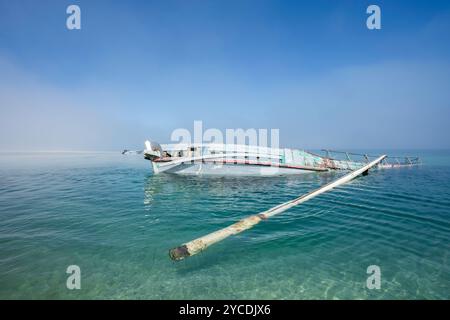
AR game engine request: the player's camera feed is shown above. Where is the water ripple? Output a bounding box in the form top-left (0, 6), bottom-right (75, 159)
top-left (0, 152), bottom-right (449, 299)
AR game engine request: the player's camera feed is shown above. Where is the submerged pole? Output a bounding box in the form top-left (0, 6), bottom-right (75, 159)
top-left (169, 155), bottom-right (387, 261)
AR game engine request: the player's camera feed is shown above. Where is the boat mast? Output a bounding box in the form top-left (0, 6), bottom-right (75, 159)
top-left (169, 155), bottom-right (387, 261)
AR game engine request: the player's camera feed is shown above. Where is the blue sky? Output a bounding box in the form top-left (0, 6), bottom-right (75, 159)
top-left (0, 0), bottom-right (449, 151)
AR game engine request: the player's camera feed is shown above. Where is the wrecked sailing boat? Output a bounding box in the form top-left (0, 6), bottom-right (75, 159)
top-left (143, 140), bottom-right (420, 176)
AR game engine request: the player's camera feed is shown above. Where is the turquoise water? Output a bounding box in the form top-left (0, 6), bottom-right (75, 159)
top-left (0, 151), bottom-right (449, 299)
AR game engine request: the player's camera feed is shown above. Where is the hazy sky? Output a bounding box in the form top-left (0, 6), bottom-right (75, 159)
top-left (1, 0), bottom-right (449, 151)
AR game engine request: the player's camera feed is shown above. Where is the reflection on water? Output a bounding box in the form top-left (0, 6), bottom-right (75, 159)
top-left (143, 171), bottom-right (341, 207)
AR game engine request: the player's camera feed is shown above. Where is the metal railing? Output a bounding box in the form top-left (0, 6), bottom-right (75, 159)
top-left (318, 149), bottom-right (421, 169)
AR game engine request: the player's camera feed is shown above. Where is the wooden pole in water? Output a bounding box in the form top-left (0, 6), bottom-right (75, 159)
top-left (169, 155), bottom-right (387, 261)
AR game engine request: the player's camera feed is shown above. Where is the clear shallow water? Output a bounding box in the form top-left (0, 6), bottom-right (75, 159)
top-left (0, 151), bottom-right (449, 299)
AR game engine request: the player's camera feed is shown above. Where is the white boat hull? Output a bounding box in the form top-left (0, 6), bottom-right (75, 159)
top-left (143, 141), bottom-right (420, 177)
top-left (154, 162), bottom-right (315, 176)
